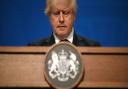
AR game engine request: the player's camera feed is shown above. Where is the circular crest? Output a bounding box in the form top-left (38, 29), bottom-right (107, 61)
top-left (44, 42), bottom-right (84, 89)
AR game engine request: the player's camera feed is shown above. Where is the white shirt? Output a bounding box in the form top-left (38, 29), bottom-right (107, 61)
top-left (53, 28), bottom-right (74, 44)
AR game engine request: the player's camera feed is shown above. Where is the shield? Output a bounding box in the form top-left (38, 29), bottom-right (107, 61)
top-left (44, 42), bottom-right (84, 89)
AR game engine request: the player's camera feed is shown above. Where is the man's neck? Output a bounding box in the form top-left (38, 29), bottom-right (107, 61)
top-left (53, 28), bottom-right (74, 44)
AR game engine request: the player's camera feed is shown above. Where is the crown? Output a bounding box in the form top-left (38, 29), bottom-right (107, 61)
top-left (58, 49), bottom-right (68, 59)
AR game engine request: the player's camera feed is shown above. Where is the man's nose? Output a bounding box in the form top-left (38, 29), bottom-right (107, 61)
top-left (59, 12), bottom-right (64, 23)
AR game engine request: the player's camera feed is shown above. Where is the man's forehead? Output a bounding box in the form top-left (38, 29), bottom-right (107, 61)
top-left (53, 0), bottom-right (71, 4)
top-left (51, 7), bottom-right (72, 11)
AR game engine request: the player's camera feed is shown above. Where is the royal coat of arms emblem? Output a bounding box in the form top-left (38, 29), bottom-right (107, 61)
top-left (48, 49), bottom-right (80, 82)
top-left (44, 42), bottom-right (84, 89)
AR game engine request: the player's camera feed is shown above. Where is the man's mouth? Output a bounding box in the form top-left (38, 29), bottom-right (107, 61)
top-left (57, 25), bottom-right (67, 28)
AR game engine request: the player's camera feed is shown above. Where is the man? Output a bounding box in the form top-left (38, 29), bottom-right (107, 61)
top-left (29, 0), bottom-right (100, 46)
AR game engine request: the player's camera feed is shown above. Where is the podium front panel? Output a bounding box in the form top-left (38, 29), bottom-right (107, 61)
top-left (0, 47), bottom-right (128, 88)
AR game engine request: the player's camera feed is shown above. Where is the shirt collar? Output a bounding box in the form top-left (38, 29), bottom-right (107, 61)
top-left (53, 28), bottom-right (74, 44)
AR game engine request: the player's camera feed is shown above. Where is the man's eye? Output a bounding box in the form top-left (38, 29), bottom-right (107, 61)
top-left (64, 12), bottom-right (69, 14)
top-left (53, 12), bottom-right (60, 15)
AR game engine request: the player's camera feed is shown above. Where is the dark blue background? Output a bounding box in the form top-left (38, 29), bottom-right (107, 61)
top-left (0, 0), bottom-right (128, 46)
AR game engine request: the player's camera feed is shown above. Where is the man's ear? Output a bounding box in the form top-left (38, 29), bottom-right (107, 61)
top-left (74, 14), bottom-right (76, 21)
top-left (47, 14), bottom-right (51, 20)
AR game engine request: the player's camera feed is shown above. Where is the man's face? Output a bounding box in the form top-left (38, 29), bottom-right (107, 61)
top-left (48, 0), bottom-right (76, 40)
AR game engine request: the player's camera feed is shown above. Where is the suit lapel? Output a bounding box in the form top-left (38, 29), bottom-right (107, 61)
top-left (73, 32), bottom-right (79, 46)
top-left (46, 35), bottom-right (55, 46)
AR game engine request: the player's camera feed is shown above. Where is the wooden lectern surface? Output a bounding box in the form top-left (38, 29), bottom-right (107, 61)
top-left (0, 47), bottom-right (128, 88)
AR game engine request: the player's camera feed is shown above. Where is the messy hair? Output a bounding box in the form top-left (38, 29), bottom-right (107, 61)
top-left (45, 0), bottom-right (77, 15)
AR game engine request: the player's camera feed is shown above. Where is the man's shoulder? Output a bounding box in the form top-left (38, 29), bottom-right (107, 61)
top-left (28, 36), bottom-right (55, 46)
top-left (28, 34), bottom-right (100, 46)
top-left (74, 35), bottom-right (101, 46)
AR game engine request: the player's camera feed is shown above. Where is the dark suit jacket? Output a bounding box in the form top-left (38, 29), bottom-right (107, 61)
top-left (28, 33), bottom-right (100, 46)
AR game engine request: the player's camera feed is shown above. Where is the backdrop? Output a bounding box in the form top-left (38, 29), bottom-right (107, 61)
top-left (0, 0), bottom-right (128, 46)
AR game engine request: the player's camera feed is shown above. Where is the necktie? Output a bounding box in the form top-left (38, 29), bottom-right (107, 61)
top-left (60, 39), bottom-right (70, 42)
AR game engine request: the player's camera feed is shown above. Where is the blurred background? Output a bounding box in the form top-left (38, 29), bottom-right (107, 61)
top-left (0, 0), bottom-right (128, 46)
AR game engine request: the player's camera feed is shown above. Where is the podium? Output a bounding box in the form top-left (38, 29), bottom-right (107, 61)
top-left (0, 46), bottom-right (128, 88)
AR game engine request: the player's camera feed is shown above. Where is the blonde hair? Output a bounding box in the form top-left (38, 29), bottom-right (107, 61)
top-left (45, 0), bottom-right (77, 15)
